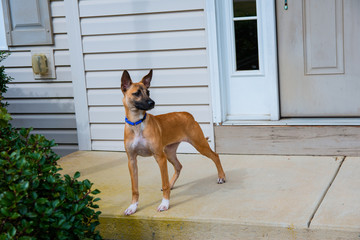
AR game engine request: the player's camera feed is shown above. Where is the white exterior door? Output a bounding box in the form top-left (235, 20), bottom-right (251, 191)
top-left (214, 0), bottom-right (279, 122)
top-left (277, 0), bottom-right (360, 117)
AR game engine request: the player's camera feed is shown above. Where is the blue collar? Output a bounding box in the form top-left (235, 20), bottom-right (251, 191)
top-left (125, 113), bottom-right (147, 126)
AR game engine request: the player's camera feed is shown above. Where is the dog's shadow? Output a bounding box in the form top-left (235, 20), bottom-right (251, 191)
top-left (138, 168), bottom-right (247, 211)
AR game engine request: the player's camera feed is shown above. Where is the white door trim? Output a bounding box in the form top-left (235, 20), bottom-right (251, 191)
top-left (261, 0), bottom-right (280, 121)
top-left (206, 0), bottom-right (279, 125)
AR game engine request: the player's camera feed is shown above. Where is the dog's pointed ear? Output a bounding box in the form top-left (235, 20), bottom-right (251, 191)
top-left (121, 70), bottom-right (132, 92)
top-left (141, 69), bottom-right (153, 88)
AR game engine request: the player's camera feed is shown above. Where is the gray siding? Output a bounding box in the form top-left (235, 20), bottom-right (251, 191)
top-left (2, 0), bottom-right (78, 156)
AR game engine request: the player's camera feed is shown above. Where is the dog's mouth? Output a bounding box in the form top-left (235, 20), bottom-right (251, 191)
top-left (134, 99), bottom-right (155, 110)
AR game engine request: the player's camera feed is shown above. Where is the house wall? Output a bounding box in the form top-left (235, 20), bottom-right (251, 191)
top-left (2, 0), bottom-right (78, 156)
top-left (76, 0), bottom-right (214, 152)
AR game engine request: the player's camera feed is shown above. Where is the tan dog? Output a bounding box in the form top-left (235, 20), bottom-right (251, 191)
top-left (121, 70), bottom-right (226, 215)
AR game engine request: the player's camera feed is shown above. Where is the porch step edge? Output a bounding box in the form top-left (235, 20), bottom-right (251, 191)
top-left (98, 215), bottom-right (359, 240)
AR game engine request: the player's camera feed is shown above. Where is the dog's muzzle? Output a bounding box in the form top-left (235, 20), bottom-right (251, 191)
top-left (135, 99), bottom-right (155, 110)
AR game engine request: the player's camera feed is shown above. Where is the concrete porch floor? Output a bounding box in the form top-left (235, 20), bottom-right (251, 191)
top-left (59, 151), bottom-right (360, 240)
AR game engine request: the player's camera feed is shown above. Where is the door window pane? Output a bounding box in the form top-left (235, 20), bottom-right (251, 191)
top-left (234, 20), bottom-right (259, 70)
top-left (233, 0), bottom-right (256, 17)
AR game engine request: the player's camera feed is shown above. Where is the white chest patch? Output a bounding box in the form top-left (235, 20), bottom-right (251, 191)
top-left (130, 130), bottom-right (152, 157)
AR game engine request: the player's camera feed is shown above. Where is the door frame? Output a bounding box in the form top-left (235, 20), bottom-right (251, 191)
top-left (206, 0), bottom-right (279, 124)
top-left (206, 0), bottom-right (360, 126)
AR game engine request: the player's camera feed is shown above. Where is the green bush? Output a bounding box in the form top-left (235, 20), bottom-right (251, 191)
top-left (0, 106), bottom-right (11, 127)
top-left (0, 51), bottom-right (13, 108)
top-left (0, 51), bottom-right (12, 124)
top-left (0, 127), bottom-right (102, 240)
top-left (0, 52), bottom-right (102, 239)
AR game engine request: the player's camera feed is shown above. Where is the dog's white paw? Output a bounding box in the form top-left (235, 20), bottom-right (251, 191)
top-left (124, 202), bottom-right (138, 215)
top-left (217, 178), bottom-right (226, 184)
top-left (157, 198), bottom-right (169, 212)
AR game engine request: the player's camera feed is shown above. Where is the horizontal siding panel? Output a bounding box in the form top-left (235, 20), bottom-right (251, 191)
top-left (91, 124), bottom-right (123, 140)
top-left (92, 140), bottom-right (124, 151)
top-left (91, 140), bottom-right (199, 153)
top-left (51, 1), bottom-right (65, 17)
top-left (90, 123), bottom-right (212, 140)
top-left (3, 51), bottom-right (70, 67)
top-left (2, 52), bottom-right (30, 67)
top-left (5, 67), bottom-right (72, 83)
top-left (4, 83), bottom-right (74, 98)
top-left (2, 50), bottom-right (70, 66)
top-left (54, 67), bottom-right (72, 81)
top-left (177, 142), bottom-right (199, 153)
top-left (83, 30), bottom-right (206, 53)
top-left (89, 105), bottom-right (211, 123)
top-left (53, 18), bottom-right (67, 34)
top-left (87, 87), bottom-right (209, 106)
top-left (10, 114), bottom-right (76, 128)
top-left (79, 0), bottom-right (204, 17)
top-left (86, 68), bottom-right (209, 88)
top-left (6, 99), bottom-right (75, 113)
top-left (54, 51), bottom-right (70, 66)
top-left (53, 34), bottom-right (69, 49)
top-left (81, 11), bottom-right (205, 36)
top-left (8, 34), bottom-right (69, 52)
top-left (32, 130), bottom-right (78, 144)
top-left (52, 145), bottom-right (78, 157)
top-left (84, 50), bottom-right (207, 71)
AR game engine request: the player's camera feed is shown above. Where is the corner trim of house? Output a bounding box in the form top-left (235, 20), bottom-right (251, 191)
top-left (205, 0), bottom-right (224, 125)
top-left (64, 0), bottom-right (91, 150)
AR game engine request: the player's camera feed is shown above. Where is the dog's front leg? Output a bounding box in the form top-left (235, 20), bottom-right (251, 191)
top-left (155, 152), bottom-right (171, 212)
top-left (124, 154), bottom-right (139, 215)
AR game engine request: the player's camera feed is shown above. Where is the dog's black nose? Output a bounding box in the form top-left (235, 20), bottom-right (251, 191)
top-left (147, 99), bottom-right (155, 108)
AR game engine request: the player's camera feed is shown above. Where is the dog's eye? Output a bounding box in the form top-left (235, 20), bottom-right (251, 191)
top-left (146, 90), bottom-right (150, 97)
top-left (132, 90), bottom-right (141, 97)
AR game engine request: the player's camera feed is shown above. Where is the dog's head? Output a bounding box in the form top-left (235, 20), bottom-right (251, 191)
top-left (121, 70), bottom-right (155, 111)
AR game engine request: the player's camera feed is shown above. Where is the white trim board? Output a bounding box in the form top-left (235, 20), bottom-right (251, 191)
top-left (64, 0), bottom-right (91, 150)
top-left (223, 118), bottom-right (360, 126)
top-left (205, 0), bottom-right (227, 130)
top-left (0, 1), bottom-right (8, 50)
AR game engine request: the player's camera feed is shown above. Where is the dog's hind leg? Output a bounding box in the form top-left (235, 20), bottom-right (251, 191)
top-left (187, 124), bottom-right (226, 184)
top-left (164, 142), bottom-right (182, 189)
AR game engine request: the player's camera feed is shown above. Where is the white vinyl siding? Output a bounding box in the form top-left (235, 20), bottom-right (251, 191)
top-left (2, 0), bottom-right (78, 156)
top-left (78, 0), bottom-right (213, 153)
